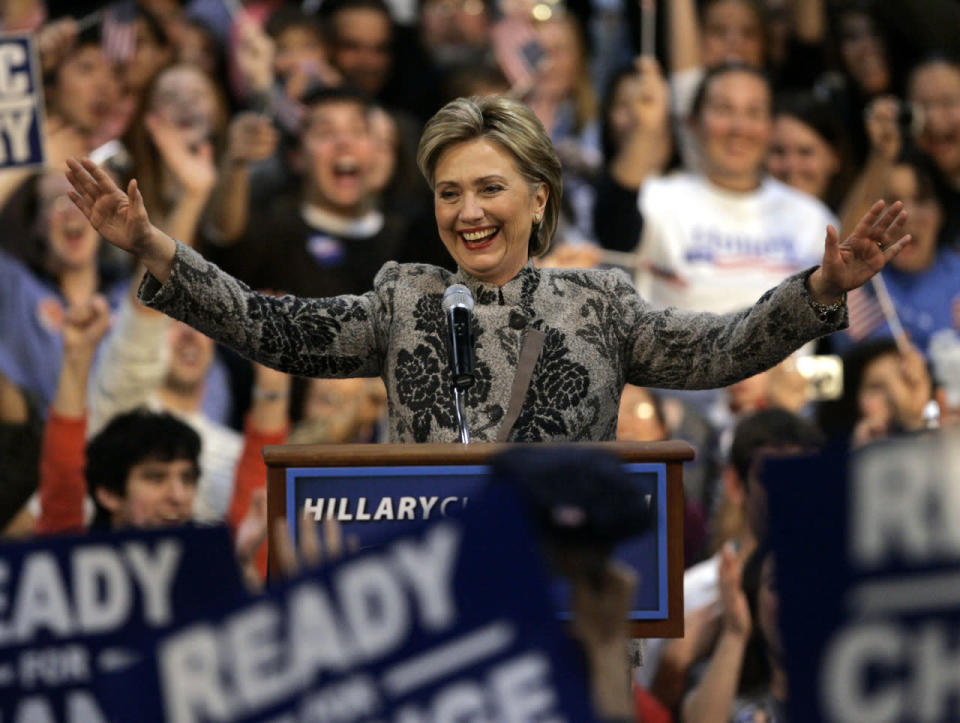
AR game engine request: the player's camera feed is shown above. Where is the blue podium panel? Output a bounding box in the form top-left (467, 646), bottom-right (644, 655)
top-left (285, 462), bottom-right (668, 620)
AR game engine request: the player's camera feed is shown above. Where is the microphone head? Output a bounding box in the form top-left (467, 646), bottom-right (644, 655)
top-left (442, 284), bottom-right (475, 313)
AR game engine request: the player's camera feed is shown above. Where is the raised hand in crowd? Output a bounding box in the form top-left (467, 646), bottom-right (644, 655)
top-left (808, 200), bottom-right (911, 306)
top-left (838, 95), bottom-right (904, 235)
top-left (273, 513), bottom-right (356, 579)
top-left (235, 488), bottom-right (268, 590)
top-left (145, 113), bottom-right (217, 201)
top-left (36, 16), bottom-right (78, 74)
top-left (208, 113), bottom-right (278, 243)
top-left (235, 16), bottom-right (276, 99)
top-left (681, 543), bottom-right (752, 723)
top-left (55, 296), bottom-right (112, 418)
top-left (610, 56), bottom-right (672, 190)
top-left (852, 343), bottom-right (932, 446)
top-left (568, 562), bottom-right (637, 720)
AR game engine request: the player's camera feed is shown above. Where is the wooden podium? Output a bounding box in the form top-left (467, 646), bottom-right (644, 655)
top-left (264, 440), bottom-right (694, 637)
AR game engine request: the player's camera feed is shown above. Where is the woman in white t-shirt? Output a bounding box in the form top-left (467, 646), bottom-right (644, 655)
top-left (635, 64), bottom-right (838, 314)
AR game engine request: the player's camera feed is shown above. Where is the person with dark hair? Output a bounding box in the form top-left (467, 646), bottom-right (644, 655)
top-left (835, 157), bottom-right (960, 358)
top-left (204, 86), bottom-right (410, 297)
top-left (908, 54), bottom-right (960, 248)
top-left (817, 337), bottom-right (932, 445)
top-left (768, 91), bottom-right (852, 212)
top-left (85, 409), bottom-right (201, 530)
top-left (319, 0), bottom-right (395, 99)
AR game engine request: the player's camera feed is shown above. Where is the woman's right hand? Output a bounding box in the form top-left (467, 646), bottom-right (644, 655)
top-left (65, 158), bottom-right (176, 281)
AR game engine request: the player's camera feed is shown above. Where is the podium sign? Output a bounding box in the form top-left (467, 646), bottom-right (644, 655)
top-left (266, 442), bottom-right (690, 637)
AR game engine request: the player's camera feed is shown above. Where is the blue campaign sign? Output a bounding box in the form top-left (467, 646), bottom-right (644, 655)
top-left (0, 35), bottom-right (45, 169)
top-left (0, 525), bottom-right (247, 722)
top-left (285, 462), bottom-right (668, 619)
top-left (102, 484), bottom-right (600, 722)
top-left (766, 432), bottom-right (960, 723)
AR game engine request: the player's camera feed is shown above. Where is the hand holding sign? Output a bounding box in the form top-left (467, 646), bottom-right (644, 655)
top-left (65, 158), bottom-right (177, 282)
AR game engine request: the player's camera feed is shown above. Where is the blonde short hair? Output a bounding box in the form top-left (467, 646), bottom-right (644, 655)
top-left (417, 96), bottom-right (562, 257)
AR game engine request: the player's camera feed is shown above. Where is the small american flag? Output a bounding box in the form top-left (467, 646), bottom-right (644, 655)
top-left (102, 1), bottom-right (137, 64)
top-left (846, 281), bottom-right (886, 341)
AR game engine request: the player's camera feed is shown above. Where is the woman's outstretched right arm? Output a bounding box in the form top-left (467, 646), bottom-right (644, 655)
top-left (65, 158), bottom-right (386, 379)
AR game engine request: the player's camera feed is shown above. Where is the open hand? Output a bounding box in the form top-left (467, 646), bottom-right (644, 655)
top-left (718, 543), bottom-right (751, 638)
top-left (809, 200), bottom-right (911, 304)
top-left (65, 158), bottom-right (152, 254)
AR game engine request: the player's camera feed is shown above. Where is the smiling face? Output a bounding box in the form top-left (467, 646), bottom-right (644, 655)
top-left (40, 174), bottom-right (100, 272)
top-left (433, 138), bottom-right (547, 285)
top-left (695, 70), bottom-right (772, 190)
top-left (536, 17), bottom-right (583, 101)
top-left (767, 114), bottom-right (839, 200)
top-left (165, 322), bottom-right (215, 394)
top-left (909, 61), bottom-right (960, 179)
top-left (701, 0), bottom-right (764, 68)
top-left (299, 100), bottom-right (374, 215)
top-left (97, 457), bottom-right (198, 528)
top-left (883, 164), bottom-right (941, 273)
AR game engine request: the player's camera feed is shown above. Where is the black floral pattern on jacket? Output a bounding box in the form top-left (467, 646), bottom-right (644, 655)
top-left (140, 244), bottom-right (847, 443)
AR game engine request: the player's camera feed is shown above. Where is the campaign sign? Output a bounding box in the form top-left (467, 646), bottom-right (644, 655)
top-left (766, 431), bottom-right (960, 723)
top-left (0, 525), bottom-right (247, 722)
top-left (103, 483), bottom-right (599, 722)
top-left (0, 35), bottom-right (45, 169)
top-left (286, 462), bottom-right (668, 620)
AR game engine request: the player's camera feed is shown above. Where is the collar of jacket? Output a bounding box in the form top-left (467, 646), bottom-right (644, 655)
top-left (452, 260), bottom-right (539, 307)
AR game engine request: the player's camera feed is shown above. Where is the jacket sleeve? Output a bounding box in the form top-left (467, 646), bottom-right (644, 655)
top-left (138, 242), bottom-right (396, 379)
top-left (617, 267), bottom-right (848, 390)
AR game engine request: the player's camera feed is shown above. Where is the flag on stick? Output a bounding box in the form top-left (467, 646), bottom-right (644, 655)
top-left (101, 1), bottom-right (137, 64)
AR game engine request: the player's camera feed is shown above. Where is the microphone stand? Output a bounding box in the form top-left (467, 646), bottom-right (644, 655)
top-left (452, 385), bottom-right (471, 444)
top-left (443, 284), bottom-right (476, 444)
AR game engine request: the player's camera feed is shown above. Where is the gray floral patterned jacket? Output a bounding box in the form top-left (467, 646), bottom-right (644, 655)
top-left (139, 243), bottom-right (847, 443)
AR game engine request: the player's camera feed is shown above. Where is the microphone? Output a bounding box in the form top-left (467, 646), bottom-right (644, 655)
top-left (442, 284), bottom-right (476, 390)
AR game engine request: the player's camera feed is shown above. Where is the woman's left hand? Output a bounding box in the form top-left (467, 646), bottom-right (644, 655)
top-left (808, 200), bottom-right (911, 305)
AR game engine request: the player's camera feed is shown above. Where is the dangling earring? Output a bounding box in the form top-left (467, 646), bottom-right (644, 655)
top-left (534, 212), bottom-right (542, 224)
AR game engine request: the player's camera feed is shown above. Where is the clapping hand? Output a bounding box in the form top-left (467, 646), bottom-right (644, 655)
top-left (62, 295), bottom-right (111, 358)
top-left (808, 200), bottom-right (911, 304)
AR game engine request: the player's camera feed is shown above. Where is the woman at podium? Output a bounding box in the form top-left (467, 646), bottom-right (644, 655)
top-left (64, 96), bottom-right (910, 443)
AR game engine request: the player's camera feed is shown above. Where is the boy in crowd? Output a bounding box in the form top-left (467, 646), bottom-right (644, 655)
top-left (205, 86), bottom-right (412, 297)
